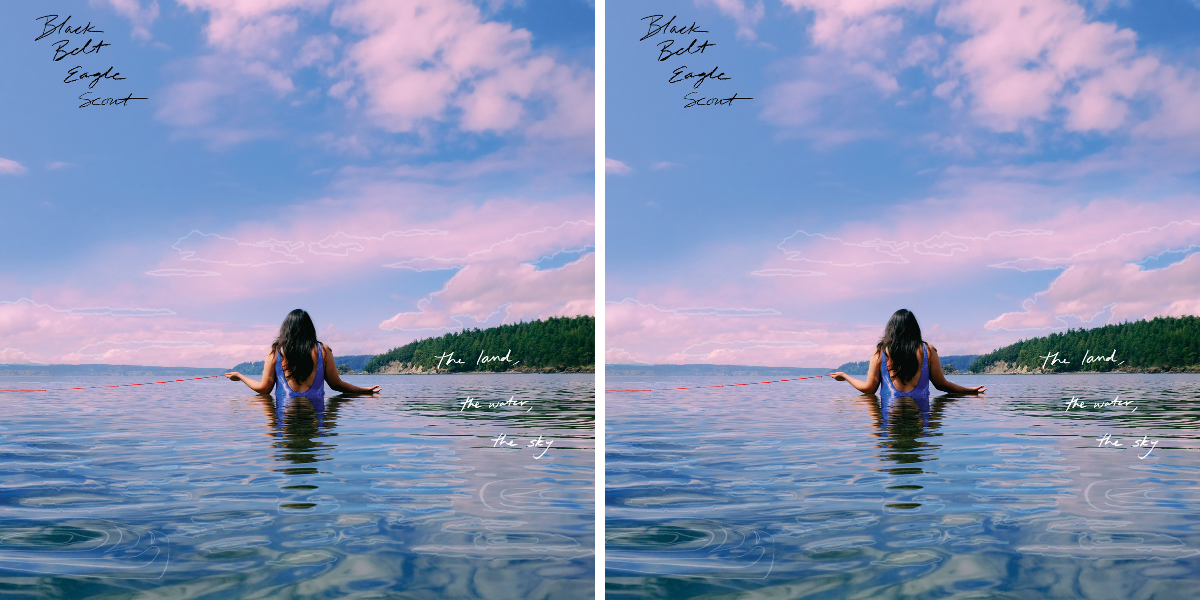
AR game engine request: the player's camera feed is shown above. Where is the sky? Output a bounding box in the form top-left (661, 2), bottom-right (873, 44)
top-left (606, 0), bottom-right (1200, 367)
top-left (0, 0), bottom-right (594, 367)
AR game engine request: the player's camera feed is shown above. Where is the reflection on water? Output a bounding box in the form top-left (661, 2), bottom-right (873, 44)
top-left (255, 395), bottom-right (356, 484)
top-left (254, 394), bottom-right (360, 506)
top-left (607, 374), bottom-right (1200, 599)
top-left (0, 373), bottom-right (594, 598)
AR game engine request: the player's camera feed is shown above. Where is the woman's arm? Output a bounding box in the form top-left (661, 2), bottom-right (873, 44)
top-left (323, 344), bottom-right (381, 394)
top-left (831, 349), bottom-right (882, 394)
top-left (224, 352), bottom-right (277, 394)
top-left (928, 346), bottom-right (986, 394)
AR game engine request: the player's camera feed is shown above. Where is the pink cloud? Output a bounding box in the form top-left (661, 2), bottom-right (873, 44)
top-left (377, 219), bottom-right (595, 330)
top-left (331, 0), bottom-right (591, 138)
top-left (162, 0), bottom-right (592, 145)
top-left (0, 298), bottom-right (260, 366)
top-left (767, 0), bottom-right (1200, 141)
top-left (4, 184), bottom-right (592, 365)
top-left (605, 297), bottom-right (878, 366)
top-left (139, 194), bottom-right (594, 308)
top-left (0, 157), bottom-right (27, 175)
top-left (609, 194), bottom-right (1200, 365)
top-left (986, 219), bottom-right (1200, 329)
top-left (698, 0), bottom-right (766, 41)
top-left (605, 158), bottom-right (632, 175)
top-left (95, 0), bottom-right (161, 40)
top-left (937, 0), bottom-right (1156, 133)
top-left (382, 252), bottom-right (594, 331)
top-left (0, 347), bottom-right (42, 364)
top-left (780, 0), bottom-right (933, 61)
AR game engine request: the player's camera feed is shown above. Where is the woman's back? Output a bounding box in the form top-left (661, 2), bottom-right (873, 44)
top-left (276, 344), bottom-right (325, 399)
top-left (224, 309), bottom-right (381, 396)
top-left (881, 343), bottom-right (929, 397)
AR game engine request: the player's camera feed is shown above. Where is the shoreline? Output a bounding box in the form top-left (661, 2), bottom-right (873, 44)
top-left (972, 360), bottom-right (1200, 375)
top-left (349, 365), bottom-right (594, 375)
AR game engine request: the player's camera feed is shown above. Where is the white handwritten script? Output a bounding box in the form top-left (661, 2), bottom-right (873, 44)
top-left (1096, 433), bottom-right (1159, 460)
top-left (460, 394), bottom-right (553, 460)
top-left (1040, 349), bottom-right (1124, 369)
top-left (435, 349), bottom-right (520, 369)
top-left (491, 434), bottom-right (554, 459)
top-left (1064, 394), bottom-right (1158, 459)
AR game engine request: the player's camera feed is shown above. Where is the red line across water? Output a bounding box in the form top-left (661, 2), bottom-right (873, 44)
top-left (0, 374), bottom-right (226, 392)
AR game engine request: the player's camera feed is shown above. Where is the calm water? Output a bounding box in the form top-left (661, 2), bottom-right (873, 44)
top-left (606, 374), bottom-right (1200, 599)
top-left (0, 374), bottom-right (594, 599)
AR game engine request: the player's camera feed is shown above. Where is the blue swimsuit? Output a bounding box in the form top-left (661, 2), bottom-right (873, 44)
top-left (275, 344), bottom-right (325, 400)
top-left (881, 342), bottom-right (930, 398)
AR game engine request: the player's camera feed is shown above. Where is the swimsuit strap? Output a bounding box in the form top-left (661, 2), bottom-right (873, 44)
top-left (275, 350), bottom-right (291, 394)
top-left (311, 344), bottom-right (325, 395)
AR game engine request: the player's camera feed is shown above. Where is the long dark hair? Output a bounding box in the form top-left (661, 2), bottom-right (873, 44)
top-left (271, 309), bottom-right (319, 383)
top-left (878, 309), bottom-right (924, 384)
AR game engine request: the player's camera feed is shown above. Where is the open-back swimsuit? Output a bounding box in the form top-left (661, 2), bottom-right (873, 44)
top-left (881, 342), bottom-right (929, 398)
top-left (275, 344), bottom-right (325, 400)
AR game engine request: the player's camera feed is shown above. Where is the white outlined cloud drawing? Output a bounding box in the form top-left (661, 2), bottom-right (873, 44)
top-left (1, 298), bottom-right (175, 318)
top-left (172, 230), bottom-right (305, 267)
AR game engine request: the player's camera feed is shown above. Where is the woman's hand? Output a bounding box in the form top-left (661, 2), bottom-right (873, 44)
top-left (830, 372), bottom-right (849, 381)
top-left (967, 385), bottom-right (987, 393)
top-left (364, 385), bottom-right (381, 394)
top-left (224, 372), bottom-right (243, 382)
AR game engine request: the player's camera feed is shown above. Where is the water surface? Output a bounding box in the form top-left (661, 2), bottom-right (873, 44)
top-left (606, 374), bottom-right (1200, 599)
top-left (0, 373), bottom-right (594, 599)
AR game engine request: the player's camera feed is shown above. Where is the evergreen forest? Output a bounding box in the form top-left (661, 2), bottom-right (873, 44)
top-left (363, 316), bottom-right (594, 373)
top-left (969, 316), bottom-right (1200, 373)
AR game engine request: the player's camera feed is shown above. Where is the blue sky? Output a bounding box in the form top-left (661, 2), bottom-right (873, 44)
top-left (606, 0), bottom-right (1200, 366)
top-left (0, 0), bottom-right (594, 366)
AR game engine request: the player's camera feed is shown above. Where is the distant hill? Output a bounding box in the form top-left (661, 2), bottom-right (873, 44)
top-left (835, 354), bottom-right (980, 375)
top-left (0, 364), bottom-right (226, 377)
top-left (835, 361), bottom-right (871, 375)
top-left (364, 316), bottom-right (594, 373)
top-left (970, 316), bottom-right (1200, 373)
top-left (607, 364), bottom-right (832, 376)
top-left (230, 354), bottom-right (376, 375)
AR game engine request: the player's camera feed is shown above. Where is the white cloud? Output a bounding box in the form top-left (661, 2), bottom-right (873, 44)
top-left (93, 0), bottom-right (161, 40)
top-left (0, 158), bottom-right (27, 175)
top-left (698, 0), bottom-right (765, 40)
top-left (605, 158), bottom-right (632, 175)
top-left (608, 297), bottom-right (780, 317)
top-left (171, 230), bottom-right (305, 267)
top-left (145, 269), bottom-right (221, 277)
top-left (768, 0), bottom-right (1200, 146)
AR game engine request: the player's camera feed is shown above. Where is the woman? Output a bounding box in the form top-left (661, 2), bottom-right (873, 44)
top-left (830, 309), bottom-right (985, 396)
top-left (225, 309), bottom-right (381, 397)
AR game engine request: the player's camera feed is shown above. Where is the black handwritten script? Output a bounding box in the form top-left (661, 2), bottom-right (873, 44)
top-left (640, 14), bottom-right (752, 108)
top-left (35, 14), bottom-right (148, 108)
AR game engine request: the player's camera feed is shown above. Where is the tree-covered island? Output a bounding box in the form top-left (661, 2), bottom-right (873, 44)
top-left (969, 315), bottom-right (1200, 373)
top-left (363, 315), bottom-right (594, 374)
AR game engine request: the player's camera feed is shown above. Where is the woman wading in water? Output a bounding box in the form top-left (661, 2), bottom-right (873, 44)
top-left (225, 309), bottom-right (381, 397)
top-left (831, 309), bottom-right (985, 397)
